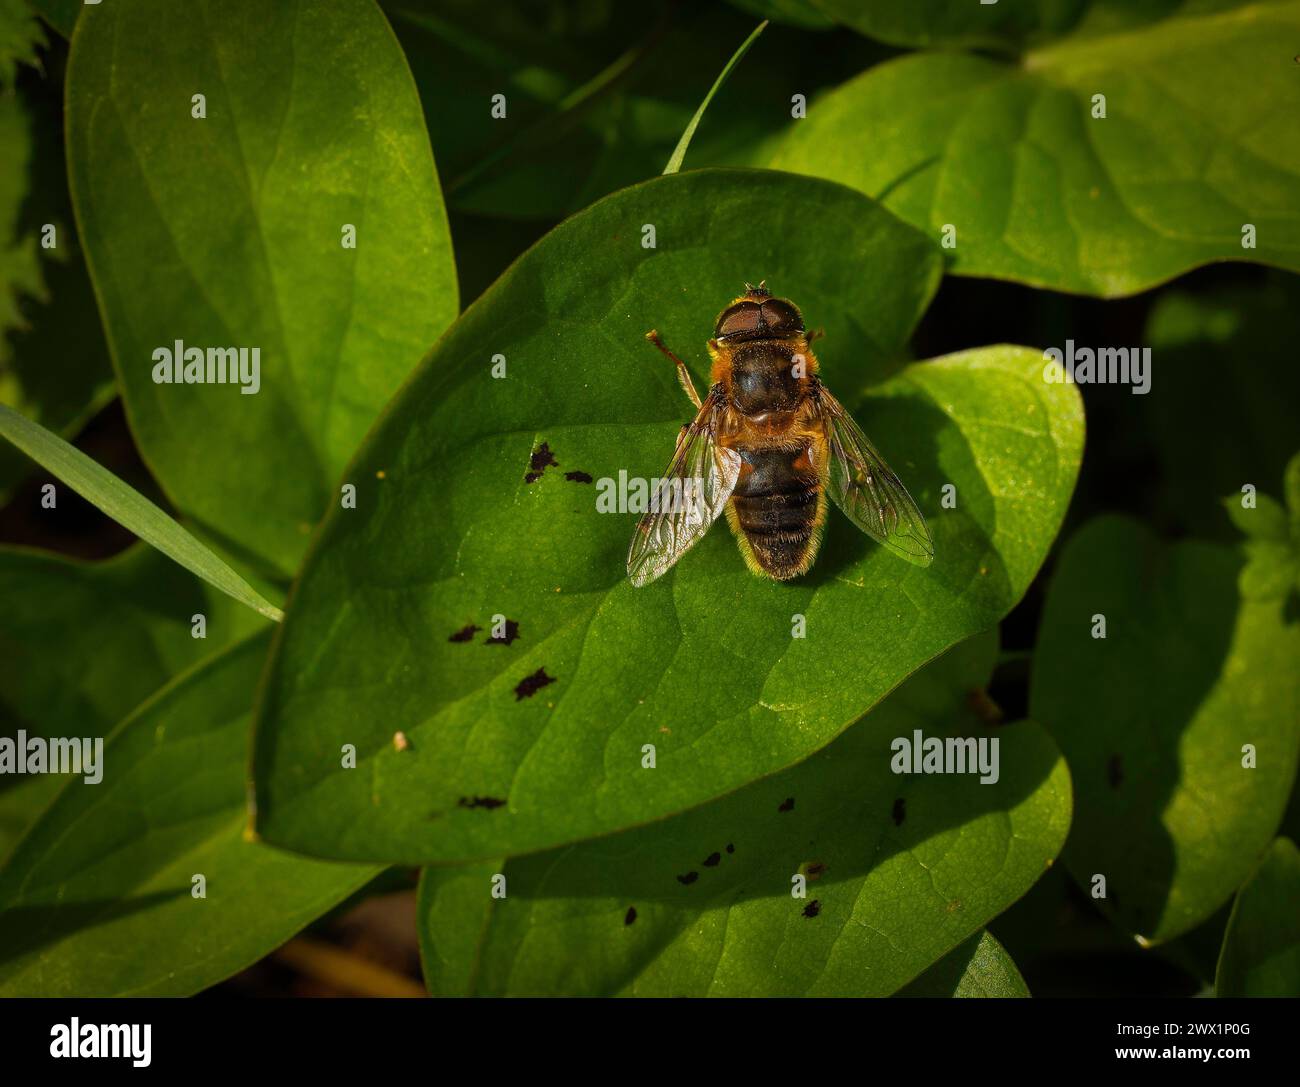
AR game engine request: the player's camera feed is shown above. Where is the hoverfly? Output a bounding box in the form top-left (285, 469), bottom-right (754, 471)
top-left (627, 283), bottom-right (933, 585)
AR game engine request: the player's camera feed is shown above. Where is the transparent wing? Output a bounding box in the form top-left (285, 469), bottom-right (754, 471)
top-left (627, 393), bottom-right (741, 587)
top-left (813, 383), bottom-right (934, 567)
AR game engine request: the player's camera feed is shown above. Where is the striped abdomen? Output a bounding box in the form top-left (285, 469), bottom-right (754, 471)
top-left (727, 445), bottom-right (825, 580)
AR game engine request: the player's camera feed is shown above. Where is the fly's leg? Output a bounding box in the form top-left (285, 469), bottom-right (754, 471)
top-left (645, 330), bottom-right (702, 410)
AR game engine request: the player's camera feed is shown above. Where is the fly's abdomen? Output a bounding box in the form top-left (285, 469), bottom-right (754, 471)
top-left (728, 445), bottom-right (825, 580)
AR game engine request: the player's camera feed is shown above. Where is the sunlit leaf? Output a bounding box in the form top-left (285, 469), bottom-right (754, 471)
top-left (250, 169), bottom-right (1082, 865)
top-left (417, 635), bottom-right (1070, 995)
top-left (765, 3), bottom-right (1300, 295)
top-left (66, 0), bottom-right (459, 577)
top-left (896, 930), bottom-right (1030, 998)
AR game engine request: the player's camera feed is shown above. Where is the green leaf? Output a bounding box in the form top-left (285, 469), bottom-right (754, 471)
top-left (416, 634), bottom-right (1071, 995)
top-left (251, 167), bottom-right (1083, 865)
top-left (662, 19), bottom-right (767, 175)
top-left (0, 543), bottom-right (266, 857)
top-left (1222, 492), bottom-right (1288, 542)
top-left (0, 404), bottom-right (285, 621)
top-left (1030, 515), bottom-right (1300, 943)
top-left (895, 930), bottom-right (1030, 998)
top-left (764, 3), bottom-right (1300, 295)
top-left (1223, 468), bottom-right (1299, 601)
top-left (0, 631), bottom-right (380, 996)
top-left (1216, 837), bottom-right (1300, 996)
top-left (66, 0), bottom-right (459, 578)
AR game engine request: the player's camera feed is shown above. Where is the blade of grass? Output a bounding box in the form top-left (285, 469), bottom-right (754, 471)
top-left (662, 20), bottom-right (767, 175)
top-left (0, 403), bottom-right (284, 622)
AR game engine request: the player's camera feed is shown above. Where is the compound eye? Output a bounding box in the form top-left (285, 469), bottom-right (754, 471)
top-left (716, 302), bottom-right (762, 338)
top-left (760, 299), bottom-right (803, 333)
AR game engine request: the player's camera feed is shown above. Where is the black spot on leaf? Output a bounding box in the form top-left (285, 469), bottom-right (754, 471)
top-left (564, 471), bottom-right (593, 483)
top-left (802, 900), bottom-right (821, 918)
top-left (625, 906), bottom-right (637, 925)
top-left (449, 624), bottom-right (480, 643)
top-left (485, 619), bottom-right (520, 646)
top-left (514, 668), bottom-right (556, 700)
top-left (892, 797), bottom-right (906, 826)
top-left (676, 871), bottom-right (698, 885)
top-left (778, 797), bottom-right (794, 813)
top-left (805, 861), bottom-right (826, 879)
top-left (702, 852), bottom-right (721, 867)
top-left (458, 796), bottom-right (506, 810)
top-left (524, 441), bottom-right (559, 483)
top-left (725, 843), bottom-right (735, 854)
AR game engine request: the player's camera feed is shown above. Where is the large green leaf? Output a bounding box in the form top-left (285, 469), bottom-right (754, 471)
top-left (765, 2), bottom-right (1300, 295)
top-left (0, 543), bottom-right (266, 857)
top-left (66, 0), bottom-right (458, 578)
top-left (896, 930), bottom-right (1030, 998)
top-left (250, 168), bottom-right (1082, 865)
top-left (416, 634), bottom-right (1071, 995)
top-left (1216, 837), bottom-right (1300, 996)
top-left (1030, 515), bottom-right (1300, 943)
top-left (0, 631), bottom-right (380, 996)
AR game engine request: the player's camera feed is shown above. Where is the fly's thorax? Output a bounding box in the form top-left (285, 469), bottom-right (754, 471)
top-left (720, 337), bottom-right (816, 415)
